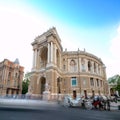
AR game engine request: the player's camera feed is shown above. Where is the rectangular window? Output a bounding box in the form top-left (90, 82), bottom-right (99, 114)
top-left (100, 80), bottom-right (102, 87)
top-left (14, 80), bottom-right (17, 87)
top-left (71, 77), bottom-right (77, 86)
top-left (63, 65), bottom-right (66, 70)
top-left (7, 80), bottom-right (10, 87)
top-left (90, 78), bottom-right (94, 86)
top-left (96, 79), bottom-right (99, 86)
top-left (81, 64), bottom-right (86, 72)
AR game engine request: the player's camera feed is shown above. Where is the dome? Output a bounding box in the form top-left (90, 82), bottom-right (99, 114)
top-left (14, 58), bottom-right (20, 64)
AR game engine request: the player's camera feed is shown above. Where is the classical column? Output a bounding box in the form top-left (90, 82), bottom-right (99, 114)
top-left (36, 49), bottom-right (39, 69)
top-left (34, 49), bottom-right (37, 68)
top-left (85, 59), bottom-right (88, 72)
top-left (47, 42), bottom-right (50, 64)
top-left (54, 44), bottom-right (56, 64)
top-left (96, 64), bottom-right (98, 74)
top-left (79, 58), bottom-right (81, 72)
top-left (59, 53), bottom-right (61, 68)
top-left (51, 42), bottom-right (53, 63)
top-left (37, 49), bottom-right (41, 69)
top-left (91, 61), bottom-right (94, 73)
top-left (100, 65), bottom-right (102, 75)
top-left (32, 49), bottom-right (35, 69)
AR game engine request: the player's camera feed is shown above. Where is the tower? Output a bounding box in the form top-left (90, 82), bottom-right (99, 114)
top-left (29, 27), bottom-right (63, 99)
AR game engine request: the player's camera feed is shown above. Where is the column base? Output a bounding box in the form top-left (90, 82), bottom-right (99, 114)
top-left (43, 91), bottom-right (51, 101)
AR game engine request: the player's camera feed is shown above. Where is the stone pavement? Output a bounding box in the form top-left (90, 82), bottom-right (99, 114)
top-left (0, 98), bottom-right (120, 111)
top-left (0, 98), bottom-right (59, 110)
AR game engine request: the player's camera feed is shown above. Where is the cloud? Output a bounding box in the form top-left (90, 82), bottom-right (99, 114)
top-left (0, 1), bottom-right (80, 73)
top-left (0, 1), bottom-right (119, 79)
top-left (0, 2), bottom-right (54, 73)
top-left (110, 25), bottom-right (120, 58)
top-left (106, 25), bottom-right (120, 78)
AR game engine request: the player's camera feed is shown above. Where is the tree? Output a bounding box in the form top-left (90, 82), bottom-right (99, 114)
top-left (22, 72), bottom-right (30, 94)
top-left (108, 74), bottom-right (120, 96)
top-left (22, 79), bottom-right (29, 94)
top-left (115, 76), bottom-right (120, 95)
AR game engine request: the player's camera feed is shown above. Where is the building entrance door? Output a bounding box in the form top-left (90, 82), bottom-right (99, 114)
top-left (84, 90), bottom-right (87, 99)
top-left (40, 77), bottom-right (46, 94)
top-left (73, 90), bottom-right (76, 99)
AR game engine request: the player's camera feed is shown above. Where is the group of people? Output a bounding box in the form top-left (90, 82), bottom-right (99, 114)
top-left (91, 95), bottom-right (111, 110)
top-left (63, 94), bottom-right (119, 111)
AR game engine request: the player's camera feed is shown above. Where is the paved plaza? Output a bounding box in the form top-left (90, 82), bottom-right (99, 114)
top-left (0, 98), bottom-right (120, 110)
top-left (0, 101), bottom-right (120, 120)
top-left (0, 98), bottom-right (120, 120)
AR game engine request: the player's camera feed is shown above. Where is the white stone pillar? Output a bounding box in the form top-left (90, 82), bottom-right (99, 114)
top-left (37, 49), bottom-right (40, 69)
top-left (85, 59), bottom-right (88, 72)
top-left (79, 58), bottom-right (81, 72)
top-left (59, 53), bottom-right (61, 69)
top-left (34, 49), bottom-right (37, 68)
top-left (100, 66), bottom-right (102, 75)
top-left (51, 42), bottom-right (53, 63)
top-left (78, 57), bottom-right (81, 72)
top-left (54, 44), bottom-right (56, 64)
top-left (96, 64), bottom-right (98, 74)
top-left (32, 49), bottom-right (35, 69)
top-left (91, 61), bottom-right (94, 73)
top-left (47, 43), bottom-right (50, 63)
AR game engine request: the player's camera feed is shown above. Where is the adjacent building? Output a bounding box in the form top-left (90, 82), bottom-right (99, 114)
top-left (28, 27), bottom-right (108, 100)
top-left (108, 75), bottom-right (120, 96)
top-left (0, 58), bottom-right (24, 96)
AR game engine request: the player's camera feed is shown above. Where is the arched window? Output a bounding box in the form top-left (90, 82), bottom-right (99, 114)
top-left (88, 61), bottom-right (91, 71)
top-left (81, 58), bottom-right (86, 72)
top-left (40, 47), bottom-right (48, 68)
top-left (94, 62), bottom-right (96, 73)
top-left (40, 77), bottom-right (46, 94)
top-left (63, 59), bottom-right (66, 70)
top-left (98, 65), bottom-right (100, 74)
top-left (56, 49), bottom-right (60, 67)
top-left (70, 59), bottom-right (76, 72)
top-left (57, 77), bottom-right (61, 94)
top-left (15, 73), bottom-right (17, 78)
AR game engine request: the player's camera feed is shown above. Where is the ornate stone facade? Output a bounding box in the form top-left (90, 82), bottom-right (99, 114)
top-left (28, 27), bottom-right (108, 100)
top-left (0, 59), bottom-right (24, 96)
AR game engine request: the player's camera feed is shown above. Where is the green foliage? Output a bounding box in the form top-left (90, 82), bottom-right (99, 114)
top-left (22, 79), bottom-right (29, 94)
top-left (108, 74), bottom-right (119, 84)
top-left (108, 75), bottom-right (120, 95)
top-left (115, 77), bottom-right (120, 95)
top-left (22, 72), bottom-right (31, 94)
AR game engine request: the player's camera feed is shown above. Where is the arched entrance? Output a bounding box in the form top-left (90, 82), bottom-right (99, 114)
top-left (73, 90), bottom-right (76, 99)
top-left (92, 90), bottom-right (95, 97)
top-left (40, 77), bottom-right (46, 94)
top-left (40, 46), bottom-right (48, 68)
top-left (57, 77), bottom-right (61, 94)
top-left (110, 88), bottom-right (115, 96)
top-left (84, 90), bottom-right (87, 99)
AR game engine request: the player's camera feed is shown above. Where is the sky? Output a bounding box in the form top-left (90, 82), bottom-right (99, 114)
top-left (0, 0), bottom-right (120, 78)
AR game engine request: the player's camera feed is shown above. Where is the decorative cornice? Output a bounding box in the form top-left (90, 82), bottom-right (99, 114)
top-left (62, 50), bottom-right (103, 64)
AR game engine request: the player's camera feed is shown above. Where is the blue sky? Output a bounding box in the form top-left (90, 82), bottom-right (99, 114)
top-left (0, 0), bottom-right (120, 78)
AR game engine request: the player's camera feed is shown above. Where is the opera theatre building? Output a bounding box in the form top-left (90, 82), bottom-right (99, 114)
top-left (28, 27), bottom-right (108, 100)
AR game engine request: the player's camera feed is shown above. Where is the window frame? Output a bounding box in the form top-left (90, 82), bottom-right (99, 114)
top-left (71, 77), bottom-right (77, 86)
